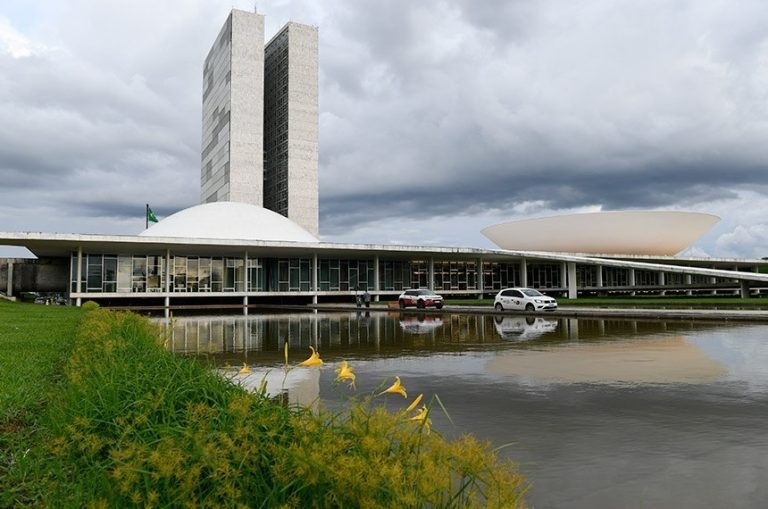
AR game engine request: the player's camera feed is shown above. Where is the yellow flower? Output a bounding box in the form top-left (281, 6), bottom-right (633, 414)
top-left (299, 346), bottom-right (323, 367)
top-left (335, 360), bottom-right (356, 388)
top-left (404, 393), bottom-right (423, 414)
top-left (380, 376), bottom-right (407, 398)
top-left (238, 362), bottom-right (251, 375)
top-left (410, 405), bottom-right (432, 433)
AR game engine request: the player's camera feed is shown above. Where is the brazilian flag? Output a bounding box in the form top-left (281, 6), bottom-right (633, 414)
top-left (146, 204), bottom-right (159, 227)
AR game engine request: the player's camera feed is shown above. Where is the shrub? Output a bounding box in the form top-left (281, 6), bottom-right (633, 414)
top-left (42, 309), bottom-right (527, 507)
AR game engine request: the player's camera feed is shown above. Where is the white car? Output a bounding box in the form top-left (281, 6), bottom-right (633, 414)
top-left (494, 288), bottom-right (557, 312)
top-left (398, 289), bottom-right (444, 309)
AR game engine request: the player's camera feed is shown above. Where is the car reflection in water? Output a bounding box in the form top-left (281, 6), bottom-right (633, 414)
top-left (493, 315), bottom-right (558, 341)
top-left (399, 314), bottom-right (444, 335)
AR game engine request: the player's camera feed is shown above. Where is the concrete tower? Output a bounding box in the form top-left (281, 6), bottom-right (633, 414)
top-left (264, 22), bottom-right (319, 236)
top-left (201, 9), bottom-right (265, 206)
top-left (202, 10), bottom-right (319, 237)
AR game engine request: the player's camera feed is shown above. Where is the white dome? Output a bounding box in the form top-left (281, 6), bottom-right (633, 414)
top-left (481, 211), bottom-right (719, 256)
top-left (139, 202), bottom-right (319, 243)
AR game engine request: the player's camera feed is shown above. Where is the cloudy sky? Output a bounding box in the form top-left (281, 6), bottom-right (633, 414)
top-left (1, 0), bottom-right (767, 258)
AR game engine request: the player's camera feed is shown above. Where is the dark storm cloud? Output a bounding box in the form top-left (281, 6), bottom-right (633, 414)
top-left (2, 0), bottom-right (768, 256)
top-left (314, 0), bottom-right (768, 254)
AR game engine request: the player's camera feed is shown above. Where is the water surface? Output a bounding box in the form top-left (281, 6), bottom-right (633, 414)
top-left (165, 311), bottom-right (768, 508)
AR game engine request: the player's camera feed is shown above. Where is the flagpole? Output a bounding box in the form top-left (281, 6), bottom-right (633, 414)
top-left (145, 203), bottom-right (148, 229)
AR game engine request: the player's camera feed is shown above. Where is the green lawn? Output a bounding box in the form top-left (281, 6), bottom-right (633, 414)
top-left (0, 299), bottom-right (85, 505)
top-left (0, 300), bottom-right (84, 420)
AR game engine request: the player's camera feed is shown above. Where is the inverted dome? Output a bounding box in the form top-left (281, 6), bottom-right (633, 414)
top-left (139, 202), bottom-right (319, 243)
top-left (481, 211), bottom-right (719, 256)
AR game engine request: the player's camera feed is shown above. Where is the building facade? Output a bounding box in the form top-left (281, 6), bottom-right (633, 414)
top-left (263, 23), bottom-right (319, 236)
top-left (201, 10), bottom-right (265, 206)
top-left (201, 10), bottom-right (319, 236)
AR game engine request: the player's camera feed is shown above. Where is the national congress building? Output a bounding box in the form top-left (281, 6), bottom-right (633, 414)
top-left (1, 9), bottom-right (767, 307)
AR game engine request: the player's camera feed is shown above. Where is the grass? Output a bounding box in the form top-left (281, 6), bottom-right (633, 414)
top-left (1, 302), bottom-right (527, 507)
top-left (0, 299), bottom-right (85, 505)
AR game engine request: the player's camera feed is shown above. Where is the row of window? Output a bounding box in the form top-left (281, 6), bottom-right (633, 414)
top-left (72, 255), bottom-right (523, 294)
top-left (70, 253), bottom-right (737, 294)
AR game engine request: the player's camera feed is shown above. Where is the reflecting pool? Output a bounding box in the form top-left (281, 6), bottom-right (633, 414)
top-left (164, 311), bottom-right (768, 509)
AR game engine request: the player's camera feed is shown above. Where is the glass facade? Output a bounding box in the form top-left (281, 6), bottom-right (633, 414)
top-left (635, 270), bottom-right (657, 286)
top-left (378, 260), bottom-right (428, 291)
top-left (576, 265), bottom-right (598, 287)
top-left (318, 259), bottom-right (375, 291)
top-left (482, 262), bottom-right (520, 291)
top-left (68, 251), bottom-right (739, 297)
top-left (263, 28), bottom-right (289, 216)
top-left (433, 261), bottom-right (476, 291)
top-left (602, 267), bottom-right (629, 287)
top-left (527, 263), bottom-right (561, 289)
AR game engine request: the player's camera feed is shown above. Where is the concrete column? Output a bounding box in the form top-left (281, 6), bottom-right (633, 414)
top-left (243, 295), bottom-right (249, 315)
top-left (428, 258), bottom-right (434, 290)
top-left (76, 247), bottom-right (83, 306)
top-left (165, 249), bottom-right (171, 293)
top-left (312, 254), bottom-right (318, 304)
top-left (6, 261), bottom-right (13, 297)
top-left (628, 268), bottom-right (636, 296)
top-left (164, 296), bottom-right (170, 318)
top-left (596, 265), bottom-right (603, 288)
top-left (658, 271), bottom-right (666, 296)
top-left (560, 262), bottom-right (567, 292)
top-left (244, 251), bottom-right (249, 293)
top-left (477, 258), bottom-right (484, 299)
top-left (520, 258), bottom-right (528, 287)
top-left (567, 262), bottom-right (578, 299)
top-left (685, 274), bottom-right (692, 296)
top-left (373, 255), bottom-right (380, 301)
top-left (740, 280), bottom-right (750, 299)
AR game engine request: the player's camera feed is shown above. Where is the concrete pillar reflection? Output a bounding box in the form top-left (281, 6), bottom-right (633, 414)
top-left (568, 318), bottom-right (579, 340)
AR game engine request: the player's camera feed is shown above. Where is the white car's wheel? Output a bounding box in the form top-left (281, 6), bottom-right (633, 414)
top-left (494, 303), bottom-right (504, 312)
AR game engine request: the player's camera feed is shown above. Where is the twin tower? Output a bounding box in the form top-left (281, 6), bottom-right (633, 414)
top-left (201, 9), bottom-right (319, 236)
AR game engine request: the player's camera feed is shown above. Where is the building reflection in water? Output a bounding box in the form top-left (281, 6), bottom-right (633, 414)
top-left (163, 310), bottom-right (734, 364)
top-left (162, 311), bottom-right (745, 395)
